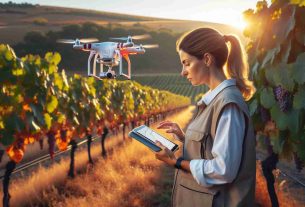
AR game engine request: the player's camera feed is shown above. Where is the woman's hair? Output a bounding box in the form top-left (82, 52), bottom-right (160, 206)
top-left (176, 27), bottom-right (256, 101)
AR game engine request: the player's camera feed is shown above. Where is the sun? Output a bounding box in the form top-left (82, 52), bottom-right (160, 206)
top-left (231, 18), bottom-right (247, 30)
top-left (201, 9), bottom-right (248, 31)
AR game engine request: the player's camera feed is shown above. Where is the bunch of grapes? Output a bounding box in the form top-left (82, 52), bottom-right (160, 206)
top-left (293, 152), bottom-right (304, 172)
top-left (273, 85), bottom-right (293, 112)
top-left (47, 131), bottom-right (56, 159)
top-left (260, 106), bottom-right (271, 123)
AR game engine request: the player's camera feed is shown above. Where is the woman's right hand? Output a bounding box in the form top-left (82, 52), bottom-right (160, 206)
top-left (157, 121), bottom-right (185, 142)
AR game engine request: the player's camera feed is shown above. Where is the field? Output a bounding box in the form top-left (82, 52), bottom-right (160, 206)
top-left (133, 74), bottom-right (209, 103)
top-left (3, 106), bottom-right (304, 207)
top-left (6, 106), bottom-right (194, 207)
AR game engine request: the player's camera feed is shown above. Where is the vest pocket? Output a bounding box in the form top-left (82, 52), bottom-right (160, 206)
top-left (185, 129), bottom-right (214, 160)
top-left (185, 129), bottom-right (209, 141)
top-left (175, 183), bottom-right (215, 207)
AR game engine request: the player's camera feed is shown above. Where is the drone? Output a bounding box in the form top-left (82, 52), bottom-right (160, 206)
top-left (57, 35), bottom-right (158, 80)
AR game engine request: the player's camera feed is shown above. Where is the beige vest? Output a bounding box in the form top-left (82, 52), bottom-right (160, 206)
top-left (172, 85), bottom-right (256, 207)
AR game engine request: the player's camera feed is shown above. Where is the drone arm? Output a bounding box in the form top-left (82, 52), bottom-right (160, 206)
top-left (122, 54), bottom-right (131, 80)
top-left (93, 53), bottom-right (98, 76)
top-left (88, 51), bottom-right (95, 76)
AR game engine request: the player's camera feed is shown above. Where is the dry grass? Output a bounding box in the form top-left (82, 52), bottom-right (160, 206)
top-left (5, 106), bottom-right (303, 207)
top-left (6, 107), bottom-right (194, 207)
top-left (255, 160), bottom-right (304, 207)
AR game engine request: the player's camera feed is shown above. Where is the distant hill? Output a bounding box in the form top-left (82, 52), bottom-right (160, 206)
top-left (0, 4), bottom-right (244, 45)
top-left (0, 4), bottom-right (246, 75)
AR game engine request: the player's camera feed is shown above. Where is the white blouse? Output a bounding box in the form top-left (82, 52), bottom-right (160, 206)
top-left (189, 79), bottom-right (246, 187)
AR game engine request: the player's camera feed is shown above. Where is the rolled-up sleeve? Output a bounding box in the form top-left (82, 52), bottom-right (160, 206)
top-left (189, 103), bottom-right (245, 187)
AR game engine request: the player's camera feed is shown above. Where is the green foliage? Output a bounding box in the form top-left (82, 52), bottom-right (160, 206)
top-left (244, 0), bottom-right (305, 163)
top-left (0, 45), bottom-right (190, 156)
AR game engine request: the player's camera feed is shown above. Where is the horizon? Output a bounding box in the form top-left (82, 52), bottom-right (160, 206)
top-left (2, 0), bottom-right (271, 29)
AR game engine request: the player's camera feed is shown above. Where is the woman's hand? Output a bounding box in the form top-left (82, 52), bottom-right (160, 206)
top-left (157, 121), bottom-right (185, 142)
top-left (155, 141), bottom-right (176, 167)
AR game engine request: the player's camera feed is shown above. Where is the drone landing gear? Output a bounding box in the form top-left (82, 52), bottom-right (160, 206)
top-left (99, 68), bottom-right (116, 79)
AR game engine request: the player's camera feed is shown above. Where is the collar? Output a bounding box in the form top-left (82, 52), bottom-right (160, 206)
top-left (197, 78), bottom-right (236, 106)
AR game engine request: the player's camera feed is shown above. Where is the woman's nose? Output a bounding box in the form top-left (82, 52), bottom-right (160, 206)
top-left (181, 68), bottom-right (187, 77)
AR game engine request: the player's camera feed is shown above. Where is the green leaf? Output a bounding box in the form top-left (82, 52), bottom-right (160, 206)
top-left (73, 116), bottom-right (80, 125)
top-left (270, 105), bottom-right (299, 133)
top-left (293, 84), bottom-right (305, 109)
top-left (46, 95), bottom-right (58, 113)
top-left (249, 98), bottom-right (258, 116)
top-left (291, 52), bottom-right (305, 84)
top-left (54, 73), bottom-right (63, 90)
top-left (57, 114), bottom-right (66, 124)
top-left (45, 52), bottom-right (61, 65)
top-left (270, 130), bottom-right (286, 154)
top-left (0, 130), bottom-right (15, 146)
top-left (272, 63), bottom-right (294, 91)
top-left (272, 5), bottom-right (296, 44)
top-left (261, 46), bottom-right (280, 68)
top-left (44, 113), bottom-right (52, 130)
top-left (4, 114), bottom-right (24, 133)
top-left (260, 88), bottom-right (276, 109)
top-left (30, 103), bottom-right (45, 125)
top-left (30, 120), bottom-right (41, 132)
top-left (12, 68), bottom-right (24, 76)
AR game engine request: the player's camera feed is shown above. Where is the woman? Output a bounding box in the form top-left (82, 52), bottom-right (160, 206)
top-left (155, 27), bottom-right (256, 207)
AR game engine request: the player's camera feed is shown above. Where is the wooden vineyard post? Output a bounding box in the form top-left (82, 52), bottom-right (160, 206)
top-left (101, 126), bottom-right (109, 158)
top-left (2, 161), bottom-right (16, 207)
top-left (86, 133), bottom-right (93, 164)
top-left (122, 122), bottom-right (127, 140)
top-left (68, 140), bottom-right (78, 178)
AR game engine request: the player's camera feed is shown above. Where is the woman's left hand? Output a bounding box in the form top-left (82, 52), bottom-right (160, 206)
top-left (155, 141), bottom-right (176, 167)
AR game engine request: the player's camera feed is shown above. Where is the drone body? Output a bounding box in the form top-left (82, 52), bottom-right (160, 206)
top-left (58, 35), bottom-right (157, 80)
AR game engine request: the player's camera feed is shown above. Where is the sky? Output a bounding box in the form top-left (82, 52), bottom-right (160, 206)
top-left (4, 0), bottom-right (268, 29)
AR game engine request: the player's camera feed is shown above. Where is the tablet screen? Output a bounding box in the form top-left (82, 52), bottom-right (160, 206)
top-left (135, 126), bottom-right (177, 151)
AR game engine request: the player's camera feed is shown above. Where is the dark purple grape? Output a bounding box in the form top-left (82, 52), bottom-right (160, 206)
top-left (273, 86), bottom-right (293, 113)
top-left (293, 152), bottom-right (304, 172)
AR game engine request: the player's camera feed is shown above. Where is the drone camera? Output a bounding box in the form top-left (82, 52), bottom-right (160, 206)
top-left (99, 71), bottom-right (116, 79)
top-left (107, 72), bottom-right (113, 78)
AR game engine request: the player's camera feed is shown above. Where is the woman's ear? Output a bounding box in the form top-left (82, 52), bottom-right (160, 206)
top-left (203, 53), bottom-right (213, 67)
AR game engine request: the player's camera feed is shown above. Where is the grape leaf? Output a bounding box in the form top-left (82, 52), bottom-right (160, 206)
top-left (46, 96), bottom-right (58, 113)
top-left (260, 87), bottom-right (276, 109)
top-left (291, 52), bottom-right (305, 84)
top-left (293, 84), bottom-right (305, 109)
top-left (270, 105), bottom-right (299, 133)
top-left (44, 113), bottom-right (52, 130)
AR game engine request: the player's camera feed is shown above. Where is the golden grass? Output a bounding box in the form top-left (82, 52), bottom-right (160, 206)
top-left (6, 106), bottom-right (194, 207)
top-left (255, 160), bottom-right (304, 207)
top-left (5, 105), bottom-right (303, 207)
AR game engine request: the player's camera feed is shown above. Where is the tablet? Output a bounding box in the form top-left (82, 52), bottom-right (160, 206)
top-left (132, 125), bottom-right (179, 152)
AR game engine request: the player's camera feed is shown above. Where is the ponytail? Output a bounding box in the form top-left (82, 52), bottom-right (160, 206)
top-left (223, 34), bottom-right (256, 101)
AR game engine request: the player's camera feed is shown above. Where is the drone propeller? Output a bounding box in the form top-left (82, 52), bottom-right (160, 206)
top-left (110, 34), bottom-right (151, 41)
top-left (141, 44), bottom-right (159, 49)
top-left (57, 38), bottom-right (99, 44)
top-left (132, 34), bottom-right (151, 40)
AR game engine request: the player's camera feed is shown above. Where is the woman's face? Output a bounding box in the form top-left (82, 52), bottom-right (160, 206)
top-left (178, 50), bottom-right (209, 86)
